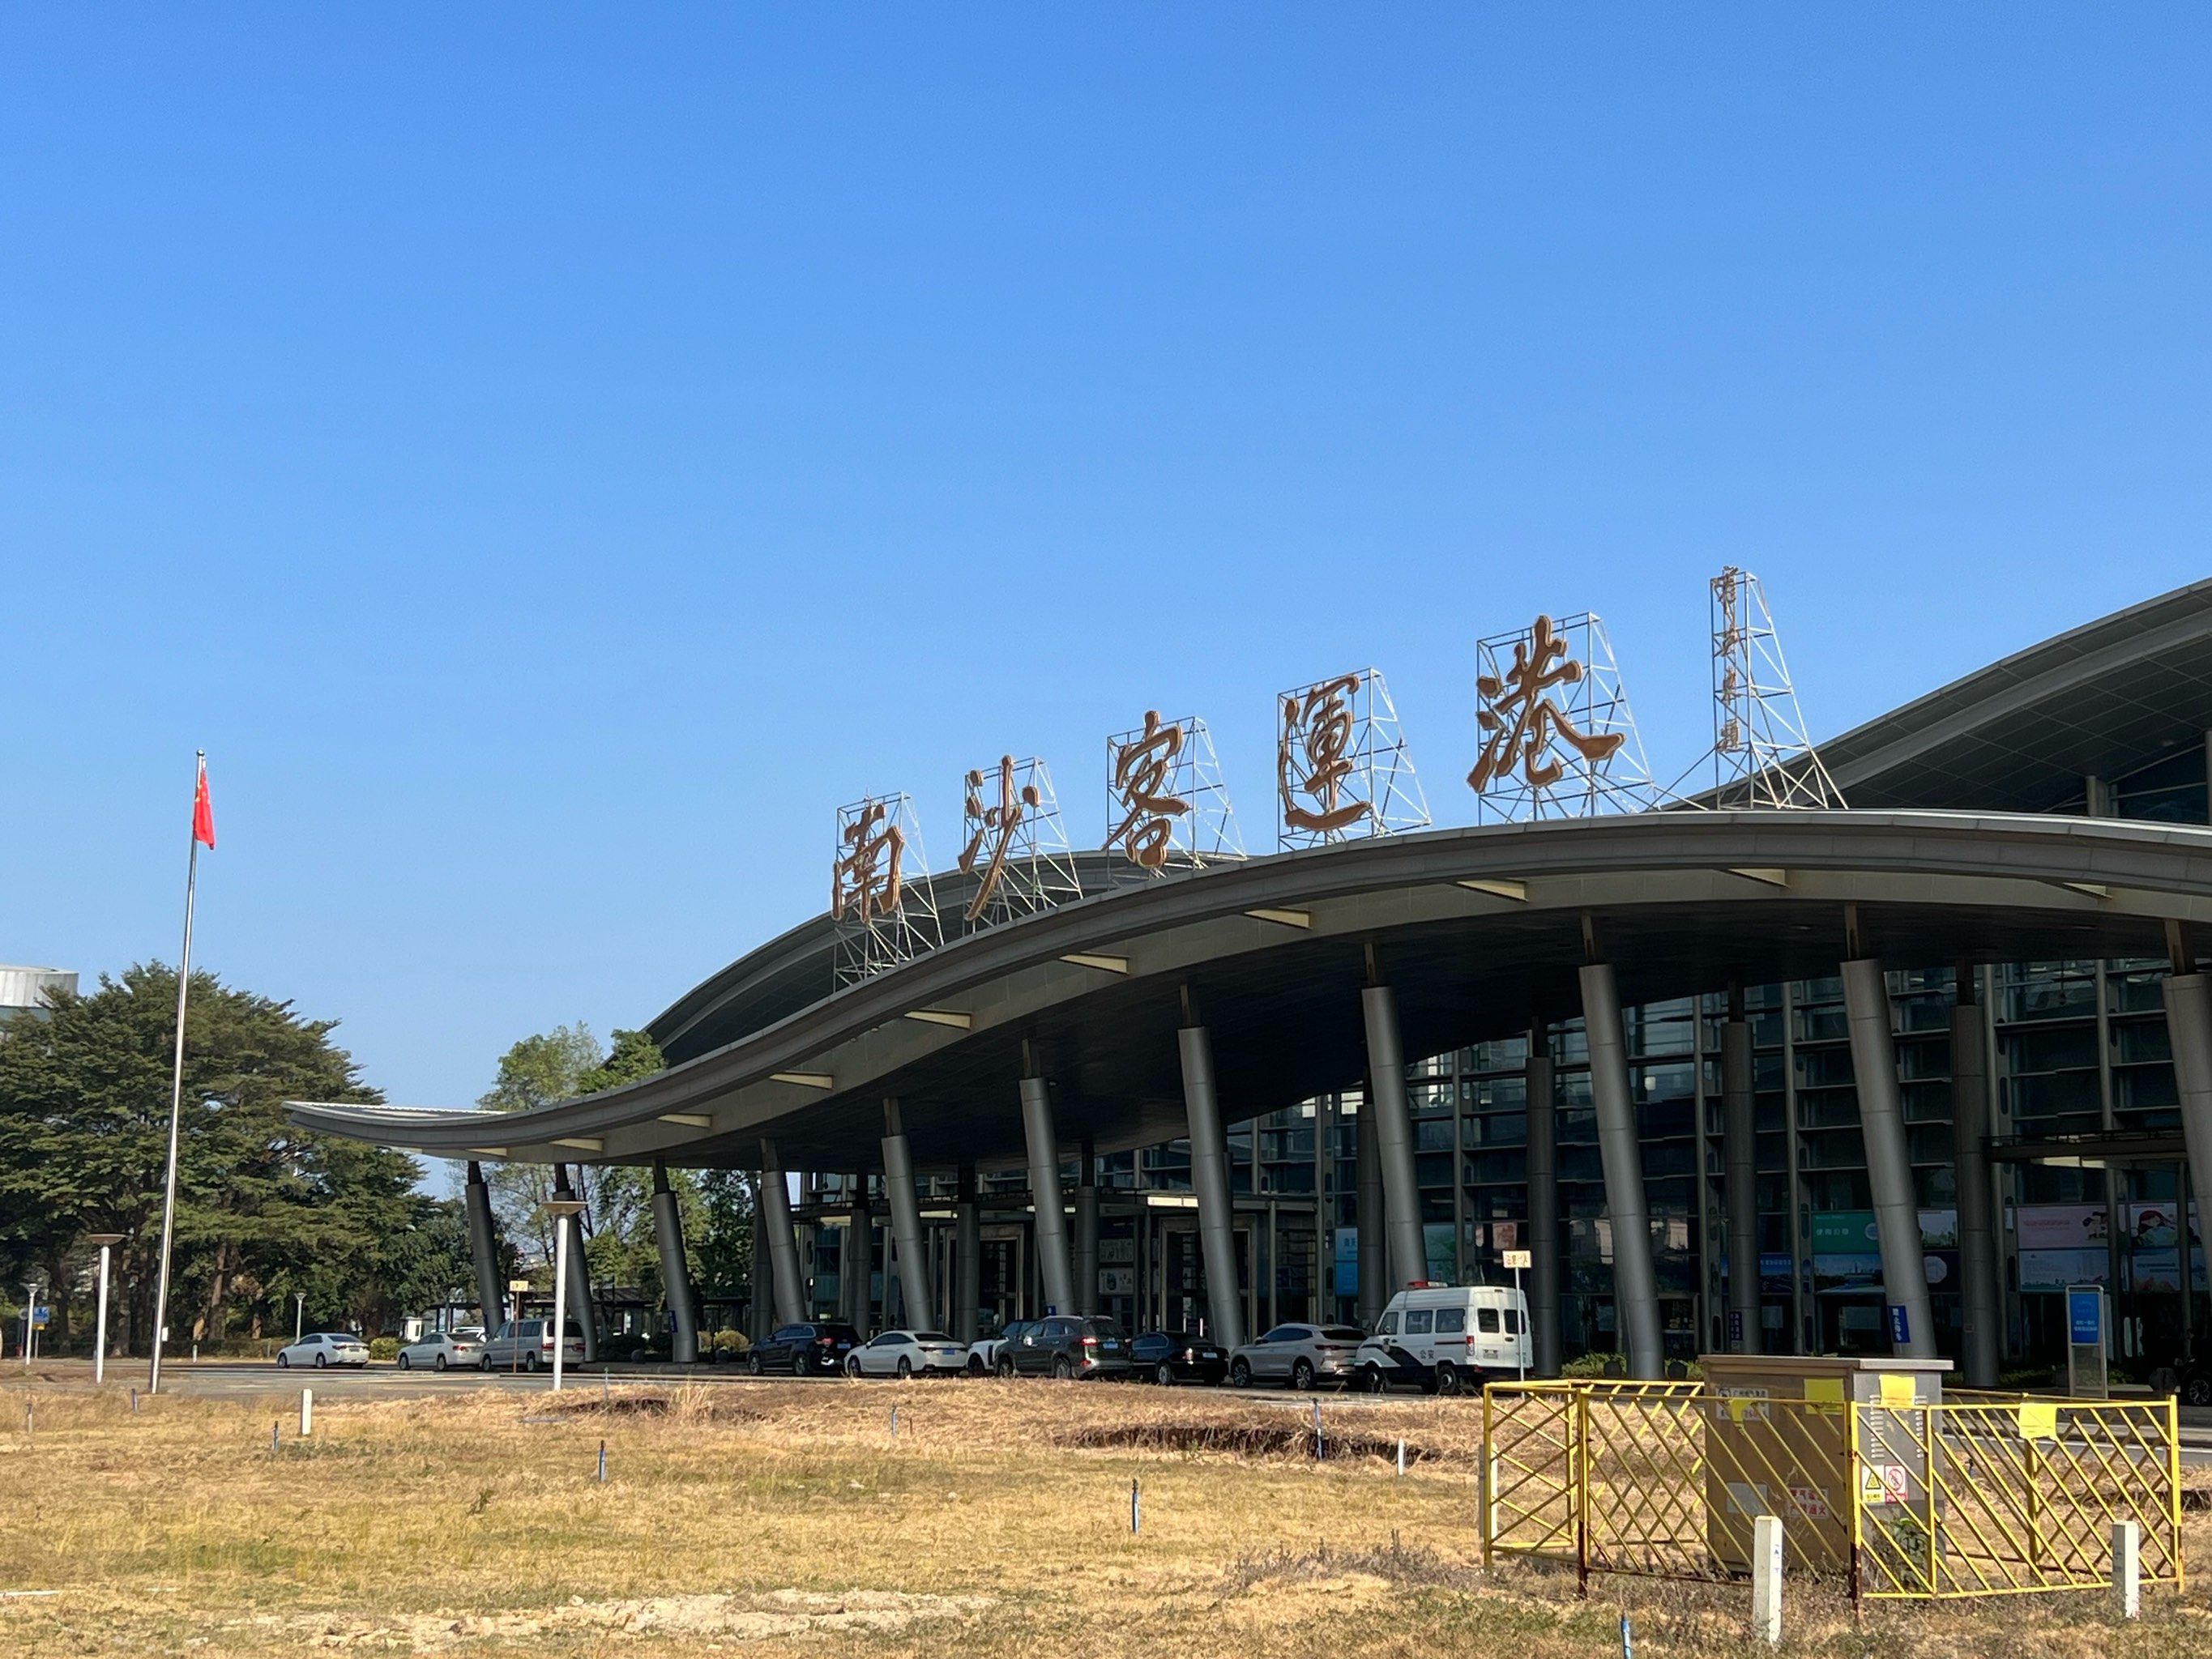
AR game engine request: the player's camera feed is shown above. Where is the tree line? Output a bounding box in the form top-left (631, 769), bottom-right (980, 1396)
top-left (0, 965), bottom-right (754, 1355)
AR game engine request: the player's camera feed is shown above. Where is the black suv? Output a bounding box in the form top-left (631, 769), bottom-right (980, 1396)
top-left (748, 1321), bottom-right (862, 1376)
top-left (997, 1315), bottom-right (1134, 1379)
top-left (1131, 1329), bottom-right (1228, 1386)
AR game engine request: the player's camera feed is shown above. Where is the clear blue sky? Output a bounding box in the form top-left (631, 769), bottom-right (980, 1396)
top-left (4, 11), bottom-right (2208, 1120)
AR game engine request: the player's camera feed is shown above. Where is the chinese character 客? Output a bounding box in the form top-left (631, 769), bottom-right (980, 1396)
top-left (1467, 614), bottom-right (1624, 792)
top-left (1279, 673), bottom-right (1370, 834)
top-left (1108, 710), bottom-right (1189, 869)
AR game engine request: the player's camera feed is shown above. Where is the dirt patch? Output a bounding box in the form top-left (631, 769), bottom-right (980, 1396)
top-left (274, 1588), bottom-right (995, 1648)
top-left (541, 1388), bottom-right (762, 1423)
top-left (1225, 1534), bottom-right (1484, 1592)
top-left (1060, 1417), bottom-right (1444, 1465)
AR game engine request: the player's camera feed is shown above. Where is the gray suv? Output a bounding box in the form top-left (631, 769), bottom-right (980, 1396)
top-left (997, 1315), bottom-right (1133, 1380)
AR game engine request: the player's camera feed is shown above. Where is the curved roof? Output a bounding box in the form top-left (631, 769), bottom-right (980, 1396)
top-left (1815, 579), bottom-right (2212, 812)
top-left (288, 581), bottom-right (2212, 1174)
top-left (289, 808), bottom-right (2212, 1172)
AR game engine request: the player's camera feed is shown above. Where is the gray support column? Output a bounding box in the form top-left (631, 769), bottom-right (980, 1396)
top-left (1953, 979), bottom-right (2002, 1388)
top-left (1018, 1074), bottom-right (1077, 1314)
top-left (757, 1140), bottom-right (806, 1328)
top-left (650, 1162), bottom-right (700, 1364)
top-left (1525, 1028), bottom-right (1561, 1376)
top-left (550, 1164), bottom-right (600, 1363)
top-left (1579, 962), bottom-right (1663, 1379)
top-left (881, 1099), bottom-right (933, 1333)
top-left (1723, 992), bottom-right (1761, 1354)
top-left (842, 1177), bottom-right (870, 1330)
top-left (954, 1164), bottom-right (980, 1341)
top-left (1360, 984), bottom-right (1429, 1292)
top-left (1074, 1137), bottom-right (1099, 1316)
top-left (2161, 972), bottom-right (2212, 1328)
top-left (463, 1161), bottom-right (505, 1333)
top-left (1356, 1085), bottom-right (1385, 1325)
top-left (1841, 957), bottom-right (1937, 1359)
top-left (1176, 1021), bottom-right (1247, 1351)
top-left (749, 1201), bottom-right (772, 1344)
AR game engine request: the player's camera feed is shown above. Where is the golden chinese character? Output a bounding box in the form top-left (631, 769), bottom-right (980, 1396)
top-left (1279, 673), bottom-right (1370, 834)
top-left (1108, 710), bottom-right (1189, 869)
top-left (832, 801), bottom-right (904, 923)
top-left (958, 755), bottom-right (1040, 922)
top-left (1467, 614), bottom-right (1625, 792)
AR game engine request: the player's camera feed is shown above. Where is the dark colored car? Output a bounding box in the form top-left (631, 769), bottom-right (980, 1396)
top-left (1130, 1329), bottom-right (1228, 1386)
top-left (747, 1321), bottom-right (863, 1376)
top-left (997, 1315), bottom-right (1134, 1380)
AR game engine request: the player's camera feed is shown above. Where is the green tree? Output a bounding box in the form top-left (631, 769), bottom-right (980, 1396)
top-left (0, 965), bottom-right (451, 1351)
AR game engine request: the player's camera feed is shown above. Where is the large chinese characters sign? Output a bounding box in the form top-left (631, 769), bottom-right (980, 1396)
top-left (957, 755), bottom-right (1081, 927)
top-left (1467, 613), bottom-right (1649, 820)
top-left (1274, 667), bottom-right (1428, 851)
top-left (1279, 673), bottom-right (1370, 835)
top-left (831, 793), bottom-right (942, 985)
top-left (1104, 710), bottom-right (1242, 872)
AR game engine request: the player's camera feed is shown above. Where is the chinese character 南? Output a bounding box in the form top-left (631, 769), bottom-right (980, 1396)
top-left (958, 755), bottom-right (1040, 921)
top-left (1108, 710), bottom-right (1190, 869)
top-left (1279, 673), bottom-right (1371, 834)
top-left (1467, 615), bottom-right (1624, 792)
top-left (832, 800), bottom-right (904, 923)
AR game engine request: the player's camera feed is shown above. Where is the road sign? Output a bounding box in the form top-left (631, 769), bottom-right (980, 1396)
top-left (1501, 1249), bottom-right (1531, 1269)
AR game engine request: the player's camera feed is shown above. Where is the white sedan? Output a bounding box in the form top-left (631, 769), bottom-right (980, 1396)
top-left (843, 1329), bottom-right (971, 1378)
top-left (276, 1332), bottom-right (370, 1369)
top-left (395, 1330), bottom-right (484, 1371)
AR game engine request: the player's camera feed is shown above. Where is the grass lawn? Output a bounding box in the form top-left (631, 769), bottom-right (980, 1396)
top-left (1, 1370), bottom-right (2206, 1656)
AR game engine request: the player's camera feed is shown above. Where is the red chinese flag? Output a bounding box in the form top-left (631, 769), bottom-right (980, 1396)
top-left (192, 757), bottom-right (216, 849)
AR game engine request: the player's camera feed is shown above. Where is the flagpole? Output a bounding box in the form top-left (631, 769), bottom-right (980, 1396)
top-left (147, 750), bottom-right (204, 1396)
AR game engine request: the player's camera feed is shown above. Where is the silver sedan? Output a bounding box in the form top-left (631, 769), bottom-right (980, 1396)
top-left (395, 1330), bottom-right (484, 1371)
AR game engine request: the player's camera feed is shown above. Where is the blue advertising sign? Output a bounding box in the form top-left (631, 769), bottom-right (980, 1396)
top-left (2068, 1287), bottom-right (2103, 1347)
top-left (1887, 1304), bottom-right (1910, 1346)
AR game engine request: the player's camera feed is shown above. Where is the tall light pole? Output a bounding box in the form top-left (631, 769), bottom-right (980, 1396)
top-left (22, 1280), bottom-right (39, 1368)
top-left (87, 1235), bottom-right (122, 1385)
top-left (542, 1199), bottom-right (587, 1392)
top-left (293, 1292), bottom-right (306, 1345)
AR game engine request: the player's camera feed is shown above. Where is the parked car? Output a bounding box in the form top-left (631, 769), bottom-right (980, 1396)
top-left (1131, 1328), bottom-right (1228, 1386)
top-left (476, 1317), bottom-right (586, 1372)
top-left (997, 1314), bottom-right (1133, 1380)
top-left (1353, 1284), bottom-right (1529, 1395)
top-left (747, 1321), bottom-right (863, 1376)
top-left (843, 1329), bottom-right (971, 1378)
top-left (275, 1332), bottom-right (370, 1369)
top-left (396, 1330), bottom-right (484, 1371)
top-left (1226, 1323), bottom-right (1366, 1390)
top-left (966, 1319), bottom-right (1032, 1375)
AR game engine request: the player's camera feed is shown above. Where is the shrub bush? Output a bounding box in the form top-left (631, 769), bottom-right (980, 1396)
top-left (368, 1337), bottom-right (399, 1361)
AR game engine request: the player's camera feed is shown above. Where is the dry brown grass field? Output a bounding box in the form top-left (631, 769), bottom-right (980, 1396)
top-left (2, 1368), bottom-right (2207, 1657)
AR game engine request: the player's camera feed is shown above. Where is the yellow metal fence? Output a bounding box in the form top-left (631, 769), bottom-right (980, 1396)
top-left (1481, 1380), bottom-right (2182, 1601)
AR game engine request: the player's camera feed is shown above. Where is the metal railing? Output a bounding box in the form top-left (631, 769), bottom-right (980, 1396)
top-left (1481, 1380), bottom-right (2182, 1602)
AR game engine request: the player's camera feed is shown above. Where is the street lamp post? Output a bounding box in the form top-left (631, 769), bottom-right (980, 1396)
top-left (541, 1199), bottom-right (587, 1392)
top-left (22, 1280), bottom-right (39, 1368)
top-left (294, 1292), bottom-right (305, 1346)
top-left (87, 1235), bottom-right (123, 1386)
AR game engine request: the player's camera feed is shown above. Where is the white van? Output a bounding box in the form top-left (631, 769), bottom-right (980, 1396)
top-left (1353, 1283), bottom-right (1530, 1395)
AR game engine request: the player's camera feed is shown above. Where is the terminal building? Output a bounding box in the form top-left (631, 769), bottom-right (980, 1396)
top-left (294, 576), bottom-right (2212, 1388)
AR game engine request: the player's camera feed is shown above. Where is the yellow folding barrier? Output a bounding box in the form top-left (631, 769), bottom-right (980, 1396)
top-left (1480, 1380), bottom-right (2182, 1602)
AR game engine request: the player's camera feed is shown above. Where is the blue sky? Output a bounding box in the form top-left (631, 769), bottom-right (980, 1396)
top-left (4, 10), bottom-right (2208, 1121)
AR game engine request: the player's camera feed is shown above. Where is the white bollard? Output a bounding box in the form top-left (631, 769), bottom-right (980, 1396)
top-left (299, 1388), bottom-right (313, 1438)
top-left (1397, 1438), bottom-right (1406, 1477)
top-left (1750, 1513), bottom-right (1783, 1645)
top-left (2112, 1519), bottom-right (2141, 1619)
